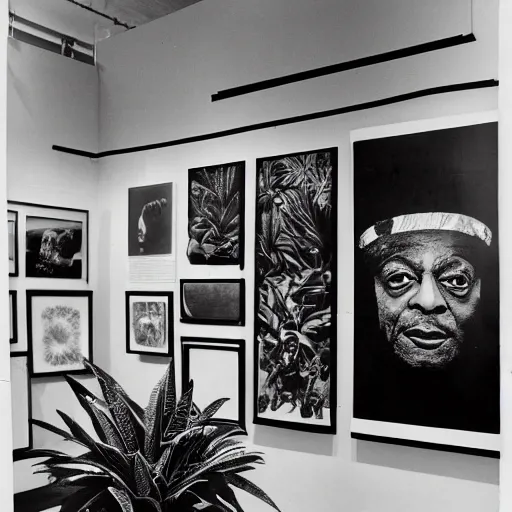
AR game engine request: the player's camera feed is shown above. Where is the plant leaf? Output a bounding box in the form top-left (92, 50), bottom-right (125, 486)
top-left (13, 448), bottom-right (67, 462)
top-left (84, 360), bottom-right (144, 453)
top-left (132, 452), bottom-right (161, 500)
top-left (199, 398), bottom-right (230, 422)
top-left (144, 367), bottom-right (168, 463)
top-left (109, 487), bottom-right (134, 512)
top-left (164, 381), bottom-right (194, 440)
top-left (226, 473), bottom-right (282, 511)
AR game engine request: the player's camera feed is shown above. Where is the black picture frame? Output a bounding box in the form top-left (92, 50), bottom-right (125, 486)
top-left (180, 279), bottom-right (245, 326)
top-left (8, 200), bottom-right (90, 283)
top-left (8, 209), bottom-right (19, 277)
top-left (27, 290), bottom-right (93, 377)
top-left (125, 291), bottom-right (174, 357)
top-left (253, 147), bottom-right (338, 435)
top-left (181, 337), bottom-right (246, 430)
top-left (187, 161), bottom-right (245, 269)
top-left (10, 352), bottom-right (33, 458)
top-left (10, 290), bottom-right (17, 344)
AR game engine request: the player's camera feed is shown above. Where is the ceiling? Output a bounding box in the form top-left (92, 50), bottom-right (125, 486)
top-left (10, 0), bottom-right (204, 44)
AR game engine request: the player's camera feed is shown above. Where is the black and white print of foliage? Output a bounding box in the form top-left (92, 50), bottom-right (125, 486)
top-left (256, 150), bottom-right (335, 426)
top-left (18, 359), bottom-right (280, 512)
top-left (188, 163), bottom-right (244, 266)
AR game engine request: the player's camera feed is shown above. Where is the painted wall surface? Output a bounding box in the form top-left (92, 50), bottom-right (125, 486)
top-left (6, 39), bottom-right (100, 493)
top-left (95, 1), bottom-right (500, 511)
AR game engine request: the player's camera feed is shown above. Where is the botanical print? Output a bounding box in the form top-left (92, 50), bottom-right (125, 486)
top-left (353, 120), bottom-right (499, 446)
top-left (26, 217), bottom-right (83, 279)
top-left (188, 162), bottom-right (244, 266)
top-left (128, 183), bottom-right (173, 256)
top-left (132, 301), bottom-right (167, 348)
top-left (254, 149), bottom-right (336, 432)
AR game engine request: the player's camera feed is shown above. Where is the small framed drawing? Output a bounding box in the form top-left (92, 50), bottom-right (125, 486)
top-left (10, 291), bottom-right (17, 344)
top-left (11, 354), bottom-right (33, 457)
top-left (27, 290), bottom-right (93, 377)
top-left (8, 210), bottom-right (18, 277)
top-left (126, 291), bottom-right (174, 356)
top-left (180, 279), bottom-right (245, 326)
top-left (181, 337), bottom-right (245, 429)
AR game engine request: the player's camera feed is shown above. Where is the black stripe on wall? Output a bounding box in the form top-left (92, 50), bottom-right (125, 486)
top-left (211, 33), bottom-right (476, 102)
top-left (52, 78), bottom-right (498, 159)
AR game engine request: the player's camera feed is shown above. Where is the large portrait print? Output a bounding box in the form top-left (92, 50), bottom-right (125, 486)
top-left (253, 148), bottom-right (337, 434)
top-left (188, 162), bottom-right (245, 268)
top-left (351, 113), bottom-right (499, 455)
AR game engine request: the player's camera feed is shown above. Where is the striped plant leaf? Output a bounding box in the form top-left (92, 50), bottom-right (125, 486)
top-left (109, 487), bottom-right (134, 512)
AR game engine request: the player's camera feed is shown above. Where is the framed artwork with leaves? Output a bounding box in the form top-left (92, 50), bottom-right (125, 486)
top-left (253, 148), bottom-right (337, 434)
top-left (187, 161), bottom-right (245, 269)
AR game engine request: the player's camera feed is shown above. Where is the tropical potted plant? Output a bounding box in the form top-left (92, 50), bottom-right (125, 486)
top-left (18, 359), bottom-right (280, 512)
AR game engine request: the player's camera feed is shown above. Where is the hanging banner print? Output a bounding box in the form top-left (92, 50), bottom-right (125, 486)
top-left (351, 113), bottom-right (500, 454)
top-left (254, 148), bottom-right (337, 434)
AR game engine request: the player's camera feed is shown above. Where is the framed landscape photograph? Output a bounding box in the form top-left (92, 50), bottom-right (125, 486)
top-left (180, 279), bottom-right (245, 326)
top-left (126, 291), bottom-right (173, 356)
top-left (253, 148), bottom-right (338, 434)
top-left (187, 161), bottom-right (245, 268)
top-left (128, 182), bottom-right (173, 256)
top-left (10, 354), bottom-right (32, 456)
top-left (10, 291), bottom-right (17, 344)
top-left (181, 337), bottom-right (245, 429)
top-left (351, 112), bottom-right (499, 455)
top-left (27, 290), bottom-right (93, 377)
top-left (8, 210), bottom-right (18, 277)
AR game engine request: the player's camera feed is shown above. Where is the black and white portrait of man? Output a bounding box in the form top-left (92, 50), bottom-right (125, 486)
top-left (352, 118), bottom-right (499, 449)
top-left (128, 183), bottom-right (173, 256)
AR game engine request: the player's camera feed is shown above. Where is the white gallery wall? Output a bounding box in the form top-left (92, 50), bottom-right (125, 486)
top-left (93, 0), bottom-right (500, 511)
top-left (6, 39), bottom-right (101, 492)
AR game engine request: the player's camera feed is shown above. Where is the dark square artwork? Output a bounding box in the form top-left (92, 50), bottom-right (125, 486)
top-left (187, 162), bottom-right (245, 267)
top-left (180, 279), bottom-right (245, 325)
top-left (352, 121), bottom-right (499, 449)
top-left (254, 148), bottom-right (337, 434)
top-left (128, 183), bottom-right (173, 256)
top-left (26, 217), bottom-right (83, 279)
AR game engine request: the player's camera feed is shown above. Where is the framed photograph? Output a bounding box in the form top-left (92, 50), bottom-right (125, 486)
top-left (351, 112), bottom-right (499, 455)
top-left (126, 291), bottom-right (173, 356)
top-left (181, 337), bottom-right (245, 429)
top-left (8, 210), bottom-right (18, 277)
top-left (253, 148), bottom-right (337, 435)
top-left (10, 291), bottom-right (17, 344)
top-left (8, 201), bottom-right (89, 282)
top-left (128, 182), bottom-right (173, 256)
top-left (180, 279), bottom-right (245, 326)
top-left (11, 354), bottom-right (32, 456)
top-left (27, 290), bottom-right (93, 377)
top-left (187, 161), bottom-right (245, 268)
